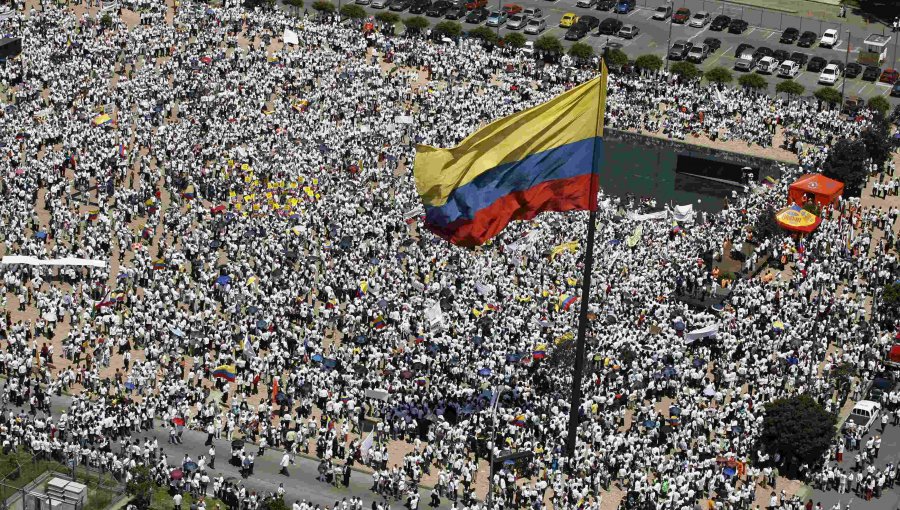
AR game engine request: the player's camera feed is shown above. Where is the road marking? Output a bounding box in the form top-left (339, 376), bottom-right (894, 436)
top-left (722, 44), bottom-right (733, 57)
top-left (832, 41), bottom-right (842, 50)
top-left (764, 30), bottom-right (774, 40)
top-left (745, 27), bottom-right (755, 37)
top-left (687, 26), bottom-right (707, 41)
top-left (625, 8), bottom-right (637, 16)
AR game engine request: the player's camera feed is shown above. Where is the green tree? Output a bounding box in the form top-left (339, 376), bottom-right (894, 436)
top-left (775, 80), bottom-right (805, 97)
top-left (264, 497), bottom-right (290, 510)
top-left (604, 48), bottom-right (628, 70)
top-left (814, 87), bottom-right (842, 106)
top-left (704, 66), bottom-right (733, 85)
top-left (867, 95), bottom-right (890, 117)
top-left (375, 11), bottom-right (400, 23)
top-left (634, 54), bottom-right (663, 73)
top-left (312, 0), bottom-right (335, 12)
top-left (502, 32), bottom-right (526, 49)
top-left (760, 395), bottom-right (836, 477)
top-left (283, 0), bottom-right (304, 15)
top-left (670, 61), bottom-right (701, 80)
top-left (881, 282), bottom-right (900, 325)
top-left (467, 26), bottom-right (497, 45)
top-left (753, 205), bottom-right (782, 242)
top-left (125, 465), bottom-right (154, 509)
top-left (100, 12), bottom-right (113, 27)
top-left (403, 16), bottom-right (430, 33)
top-left (859, 115), bottom-right (892, 167)
top-left (823, 138), bottom-right (868, 197)
top-left (737, 73), bottom-right (767, 90)
top-left (533, 34), bottom-right (563, 55)
top-left (568, 42), bottom-right (594, 60)
top-left (339, 4), bottom-right (366, 18)
top-left (433, 20), bottom-right (462, 38)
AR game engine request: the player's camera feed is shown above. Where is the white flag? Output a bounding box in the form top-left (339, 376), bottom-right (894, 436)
top-left (360, 430), bottom-right (375, 462)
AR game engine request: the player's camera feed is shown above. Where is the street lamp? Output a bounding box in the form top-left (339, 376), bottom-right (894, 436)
top-left (840, 29), bottom-right (850, 106)
top-left (664, 0), bottom-right (674, 71)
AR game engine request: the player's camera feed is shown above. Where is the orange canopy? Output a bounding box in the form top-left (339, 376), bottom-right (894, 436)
top-left (788, 174), bottom-right (844, 207)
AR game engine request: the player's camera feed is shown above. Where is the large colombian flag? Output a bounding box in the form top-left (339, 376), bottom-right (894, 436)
top-left (413, 64), bottom-right (607, 247)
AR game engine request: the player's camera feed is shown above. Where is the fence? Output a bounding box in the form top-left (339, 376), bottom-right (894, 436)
top-left (0, 451), bottom-right (125, 510)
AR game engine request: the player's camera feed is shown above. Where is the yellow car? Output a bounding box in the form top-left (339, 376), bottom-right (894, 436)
top-left (559, 12), bottom-right (579, 27)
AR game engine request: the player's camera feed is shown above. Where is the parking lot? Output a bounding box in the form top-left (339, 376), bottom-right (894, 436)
top-left (333, 0), bottom-right (900, 103)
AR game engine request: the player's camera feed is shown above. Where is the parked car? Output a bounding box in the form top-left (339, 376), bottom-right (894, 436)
top-left (732, 43), bottom-right (752, 58)
top-left (777, 60), bottom-right (800, 78)
top-left (426, 0), bottom-right (452, 16)
top-left (709, 14), bottom-right (730, 31)
top-left (867, 372), bottom-right (896, 402)
top-left (502, 2), bottom-right (521, 13)
top-left (728, 18), bottom-right (748, 33)
top-left (356, 0), bottom-right (371, 6)
top-left (576, 0), bottom-right (597, 8)
top-left (779, 27), bottom-right (799, 44)
top-left (686, 43), bottom-right (709, 63)
top-left (652, 5), bottom-right (671, 19)
top-left (797, 30), bottom-right (817, 47)
top-left (565, 21), bottom-right (590, 40)
top-left (618, 24), bottom-right (639, 39)
top-left (689, 11), bottom-right (710, 27)
top-left (734, 49), bottom-right (758, 71)
top-left (463, 0), bottom-right (485, 9)
top-left (818, 63), bottom-right (841, 85)
top-left (819, 28), bottom-right (838, 48)
top-left (789, 52), bottom-right (808, 67)
top-left (390, 0), bottom-right (411, 11)
top-left (465, 6), bottom-right (489, 22)
top-left (828, 59), bottom-right (845, 73)
top-left (703, 37), bottom-right (721, 52)
top-left (614, 0), bottom-right (635, 14)
top-left (843, 400), bottom-right (880, 434)
top-left (409, 0), bottom-right (431, 13)
top-left (668, 40), bottom-right (692, 61)
top-left (844, 62), bottom-right (862, 79)
top-left (596, 0), bottom-right (615, 10)
top-left (892, 82), bottom-right (900, 97)
top-left (862, 65), bottom-right (880, 81)
top-left (522, 7), bottom-right (542, 18)
top-left (371, 0), bottom-right (391, 8)
top-left (771, 49), bottom-right (789, 62)
top-left (880, 68), bottom-right (900, 84)
top-left (506, 12), bottom-right (528, 28)
top-left (756, 56), bottom-right (779, 74)
top-left (559, 12), bottom-right (578, 27)
top-left (672, 7), bottom-right (690, 23)
top-left (485, 10), bottom-right (507, 25)
top-left (524, 17), bottom-right (546, 33)
top-left (806, 56), bottom-right (826, 72)
top-left (753, 46), bottom-right (772, 59)
top-left (445, 4), bottom-right (467, 18)
top-left (598, 16), bottom-right (623, 35)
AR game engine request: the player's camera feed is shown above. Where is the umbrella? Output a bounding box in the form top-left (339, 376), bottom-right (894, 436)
top-left (673, 319), bottom-right (685, 331)
top-left (692, 358), bottom-right (706, 368)
top-left (669, 405), bottom-right (681, 416)
top-left (170, 469), bottom-right (183, 480)
top-left (248, 305), bottom-right (259, 314)
top-left (472, 336), bottom-right (483, 346)
top-left (702, 385), bottom-right (716, 397)
top-left (775, 204), bottom-right (821, 233)
top-left (477, 368), bottom-right (491, 377)
top-left (643, 420), bottom-right (657, 428)
top-left (400, 370), bottom-right (414, 379)
top-left (256, 319), bottom-right (268, 330)
top-left (503, 459), bottom-right (516, 466)
top-left (183, 461), bottom-right (198, 472)
top-left (323, 358), bottom-right (337, 369)
top-left (35, 231), bottom-right (47, 239)
top-left (210, 240), bottom-right (221, 249)
top-left (354, 335), bottom-right (368, 345)
top-left (723, 467), bottom-right (736, 477)
top-left (169, 327), bottom-right (186, 338)
top-left (311, 354), bottom-right (323, 363)
top-left (506, 353), bottom-right (523, 363)
top-left (276, 392), bottom-right (288, 404)
top-left (216, 275), bottom-right (232, 285)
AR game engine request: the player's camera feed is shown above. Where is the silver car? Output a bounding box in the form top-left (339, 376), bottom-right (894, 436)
top-left (618, 24), bottom-right (639, 39)
top-left (506, 13), bottom-right (528, 29)
top-left (371, 0), bottom-right (391, 8)
top-left (524, 17), bottom-right (546, 34)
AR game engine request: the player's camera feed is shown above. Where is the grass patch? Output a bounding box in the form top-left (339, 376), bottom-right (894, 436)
top-left (149, 486), bottom-right (226, 510)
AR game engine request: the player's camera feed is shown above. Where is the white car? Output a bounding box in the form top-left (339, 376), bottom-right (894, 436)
top-left (845, 400), bottom-right (881, 434)
top-left (777, 60), bottom-right (800, 78)
top-left (522, 40), bottom-right (535, 56)
top-left (371, 0), bottom-right (390, 8)
top-left (820, 28), bottom-right (839, 48)
top-left (576, 0), bottom-right (596, 7)
top-left (756, 56), bottom-right (779, 74)
top-left (523, 18), bottom-right (546, 34)
top-left (506, 13), bottom-right (528, 29)
top-left (689, 11), bottom-right (710, 28)
top-left (818, 63), bottom-right (841, 84)
top-left (522, 7), bottom-right (542, 18)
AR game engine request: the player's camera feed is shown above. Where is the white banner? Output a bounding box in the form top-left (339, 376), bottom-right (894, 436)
top-left (1, 256), bottom-right (106, 268)
top-left (684, 324), bottom-right (718, 343)
top-left (283, 29), bottom-right (299, 45)
top-left (360, 431), bottom-right (375, 462)
top-left (395, 115), bottom-right (413, 124)
top-left (673, 204), bottom-right (694, 223)
top-left (626, 210), bottom-right (668, 222)
top-left (425, 301), bottom-right (443, 330)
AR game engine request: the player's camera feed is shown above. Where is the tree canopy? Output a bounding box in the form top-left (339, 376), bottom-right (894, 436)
top-left (823, 138), bottom-right (869, 197)
top-left (375, 11), bottom-right (400, 23)
top-left (604, 48), bottom-right (628, 70)
top-left (533, 35), bottom-right (562, 55)
top-left (760, 395), bottom-right (836, 477)
top-left (704, 67), bottom-right (732, 85)
top-left (433, 20), bottom-right (462, 38)
top-left (339, 4), bottom-right (367, 18)
top-left (502, 32), bottom-right (526, 49)
top-left (737, 73), bottom-right (767, 90)
top-left (775, 80), bottom-right (805, 96)
top-left (867, 95), bottom-right (890, 117)
top-left (312, 0), bottom-right (335, 12)
top-left (670, 61), bottom-right (701, 80)
top-left (634, 54), bottom-right (662, 72)
top-left (403, 16), bottom-right (430, 33)
top-left (814, 87), bottom-right (841, 106)
top-left (568, 42), bottom-right (594, 60)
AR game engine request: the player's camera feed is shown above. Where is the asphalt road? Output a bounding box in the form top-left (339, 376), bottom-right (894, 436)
top-left (331, 0), bottom-right (900, 103)
top-left (29, 393), bottom-right (451, 509)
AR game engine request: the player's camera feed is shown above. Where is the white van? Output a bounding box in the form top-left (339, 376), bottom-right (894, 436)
top-left (846, 400), bottom-right (880, 433)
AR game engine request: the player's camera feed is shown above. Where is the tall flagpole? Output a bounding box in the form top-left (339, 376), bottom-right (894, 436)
top-left (565, 59), bottom-right (605, 462)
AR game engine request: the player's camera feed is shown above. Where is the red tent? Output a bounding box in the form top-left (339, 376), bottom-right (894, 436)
top-left (788, 174), bottom-right (844, 207)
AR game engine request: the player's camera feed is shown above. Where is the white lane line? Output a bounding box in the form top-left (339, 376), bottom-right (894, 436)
top-left (764, 30), bottom-right (774, 40)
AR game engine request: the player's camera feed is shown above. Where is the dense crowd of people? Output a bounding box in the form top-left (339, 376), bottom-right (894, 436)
top-left (0, 0), bottom-right (898, 509)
